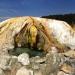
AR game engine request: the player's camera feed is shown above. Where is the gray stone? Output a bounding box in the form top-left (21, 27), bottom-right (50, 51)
top-left (34, 70), bottom-right (42, 75)
top-left (64, 50), bottom-right (75, 59)
top-left (18, 53), bottom-right (30, 66)
top-left (0, 68), bottom-right (5, 75)
top-left (0, 54), bottom-right (11, 70)
top-left (57, 71), bottom-right (69, 75)
top-left (16, 67), bottom-right (33, 75)
top-left (8, 56), bottom-right (18, 67)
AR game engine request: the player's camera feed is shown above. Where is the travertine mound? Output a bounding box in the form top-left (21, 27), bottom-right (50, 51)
top-left (0, 16), bottom-right (75, 54)
top-left (0, 16), bottom-right (75, 75)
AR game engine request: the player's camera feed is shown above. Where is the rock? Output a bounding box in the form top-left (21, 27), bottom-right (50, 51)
top-left (29, 51), bottom-right (65, 75)
top-left (30, 56), bottom-right (46, 70)
top-left (18, 53), bottom-right (30, 66)
top-left (9, 56), bottom-right (18, 67)
top-left (64, 57), bottom-right (75, 69)
top-left (10, 62), bottom-right (22, 75)
top-left (0, 54), bottom-right (11, 70)
top-left (6, 62), bottom-right (22, 75)
top-left (30, 56), bottom-right (46, 63)
top-left (57, 71), bottom-right (69, 75)
top-left (64, 50), bottom-right (75, 59)
top-left (0, 54), bottom-right (19, 75)
top-left (16, 67), bottom-right (33, 75)
top-left (0, 55), bottom-right (17, 70)
top-left (60, 63), bottom-right (74, 74)
top-left (40, 51), bottom-right (64, 75)
top-left (63, 51), bottom-right (75, 71)
top-left (31, 63), bottom-right (40, 70)
top-left (34, 70), bottom-right (42, 75)
top-left (0, 68), bottom-right (5, 75)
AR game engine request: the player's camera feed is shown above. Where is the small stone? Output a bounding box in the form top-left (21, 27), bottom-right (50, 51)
top-left (32, 63), bottom-right (40, 70)
top-left (16, 67), bottom-right (33, 75)
top-left (57, 71), bottom-right (69, 75)
top-left (61, 63), bottom-right (73, 74)
top-left (34, 70), bottom-right (42, 75)
top-left (30, 56), bottom-right (46, 63)
top-left (9, 56), bottom-right (18, 67)
top-left (64, 50), bottom-right (75, 59)
top-left (0, 68), bottom-right (5, 75)
top-left (0, 54), bottom-right (11, 70)
top-left (18, 53), bottom-right (30, 66)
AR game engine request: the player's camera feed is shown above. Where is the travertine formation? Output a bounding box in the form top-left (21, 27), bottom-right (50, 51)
top-left (0, 16), bottom-right (75, 53)
top-left (0, 16), bottom-right (75, 75)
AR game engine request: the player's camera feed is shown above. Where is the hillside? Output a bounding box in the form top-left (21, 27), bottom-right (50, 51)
top-left (42, 14), bottom-right (75, 26)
